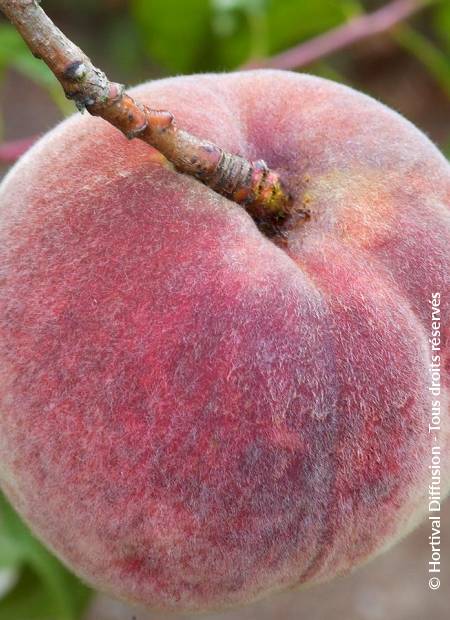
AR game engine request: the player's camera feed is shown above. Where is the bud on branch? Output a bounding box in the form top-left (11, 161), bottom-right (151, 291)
top-left (0, 0), bottom-right (293, 225)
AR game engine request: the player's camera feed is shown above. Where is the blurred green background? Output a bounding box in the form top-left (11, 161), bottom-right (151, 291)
top-left (0, 1), bottom-right (449, 619)
top-left (0, 0), bottom-right (450, 153)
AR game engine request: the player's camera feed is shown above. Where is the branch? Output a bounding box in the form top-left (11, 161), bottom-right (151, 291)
top-left (244, 0), bottom-right (427, 71)
top-left (0, 0), bottom-right (292, 226)
top-left (0, 135), bottom-right (39, 163)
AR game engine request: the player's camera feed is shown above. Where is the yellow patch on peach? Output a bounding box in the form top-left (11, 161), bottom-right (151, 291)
top-left (305, 169), bottom-right (397, 249)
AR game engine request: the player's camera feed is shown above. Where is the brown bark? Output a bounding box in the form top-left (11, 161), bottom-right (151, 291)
top-left (0, 0), bottom-right (292, 224)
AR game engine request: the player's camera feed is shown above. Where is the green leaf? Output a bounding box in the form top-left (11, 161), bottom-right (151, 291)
top-left (0, 24), bottom-right (52, 85)
top-left (444, 138), bottom-right (450, 159)
top-left (0, 24), bottom-right (74, 116)
top-left (131, 0), bottom-right (352, 73)
top-left (265, 0), bottom-right (348, 57)
top-left (131, 0), bottom-right (214, 73)
top-left (0, 567), bottom-right (66, 620)
top-left (0, 493), bottom-right (91, 620)
top-left (105, 14), bottom-right (144, 80)
top-left (0, 534), bottom-right (24, 569)
top-left (434, 0), bottom-right (450, 53)
top-left (0, 24), bottom-right (22, 64)
top-left (214, 0), bottom-right (353, 68)
top-left (212, 0), bottom-right (261, 68)
top-left (394, 24), bottom-right (450, 99)
top-left (0, 493), bottom-right (26, 570)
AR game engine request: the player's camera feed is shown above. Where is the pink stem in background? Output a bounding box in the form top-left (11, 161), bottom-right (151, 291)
top-left (0, 1), bottom-right (428, 165)
top-left (0, 0), bottom-right (293, 222)
top-left (0, 135), bottom-right (39, 163)
top-left (244, 0), bottom-right (426, 70)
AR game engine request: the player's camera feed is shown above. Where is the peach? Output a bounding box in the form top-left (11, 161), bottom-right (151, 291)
top-left (0, 70), bottom-right (449, 612)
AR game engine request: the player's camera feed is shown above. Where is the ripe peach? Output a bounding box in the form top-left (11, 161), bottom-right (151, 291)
top-left (0, 70), bottom-right (449, 612)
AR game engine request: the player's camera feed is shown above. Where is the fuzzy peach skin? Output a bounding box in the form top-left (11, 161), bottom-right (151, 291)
top-left (0, 70), bottom-right (449, 612)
